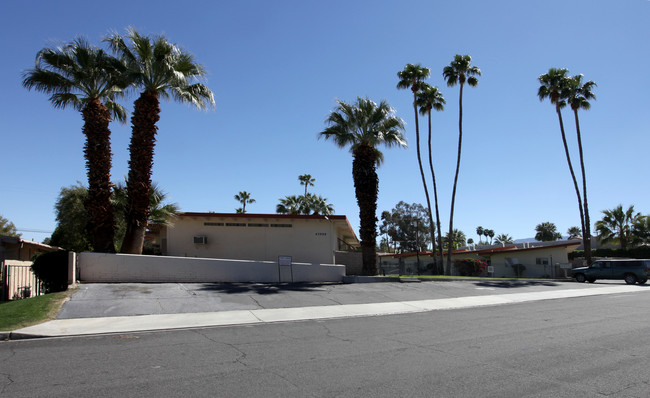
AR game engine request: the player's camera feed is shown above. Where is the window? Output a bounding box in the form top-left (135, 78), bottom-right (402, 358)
top-left (248, 223), bottom-right (269, 227)
top-left (193, 236), bottom-right (207, 244)
top-left (270, 224), bottom-right (292, 228)
top-left (225, 223), bottom-right (246, 227)
top-left (204, 222), bottom-right (224, 226)
top-left (536, 258), bottom-right (549, 265)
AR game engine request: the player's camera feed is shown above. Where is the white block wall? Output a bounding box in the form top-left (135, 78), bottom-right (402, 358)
top-left (78, 252), bottom-right (345, 283)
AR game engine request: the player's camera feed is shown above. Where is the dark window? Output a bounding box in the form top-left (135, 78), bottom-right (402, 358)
top-left (248, 223), bottom-right (269, 227)
top-left (226, 223), bottom-right (246, 227)
top-left (270, 224), bottom-right (292, 228)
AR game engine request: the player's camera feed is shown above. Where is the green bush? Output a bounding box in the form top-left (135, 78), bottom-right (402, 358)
top-left (31, 251), bottom-right (69, 293)
top-left (570, 246), bottom-right (650, 260)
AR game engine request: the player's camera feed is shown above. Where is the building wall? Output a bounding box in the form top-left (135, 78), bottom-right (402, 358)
top-left (78, 252), bottom-right (345, 283)
top-left (165, 216), bottom-right (338, 264)
top-left (490, 246), bottom-right (571, 278)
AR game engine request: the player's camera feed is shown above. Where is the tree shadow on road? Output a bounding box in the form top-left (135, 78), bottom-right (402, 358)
top-left (473, 280), bottom-right (561, 288)
top-left (193, 283), bottom-right (334, 295)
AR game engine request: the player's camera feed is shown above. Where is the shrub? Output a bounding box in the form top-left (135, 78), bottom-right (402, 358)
top-left (454, 258), bottom-right (488, 276)
top-left (31, 250), bottom-right (69, 293)
top-left (570, 246), bottom-right (650, 260)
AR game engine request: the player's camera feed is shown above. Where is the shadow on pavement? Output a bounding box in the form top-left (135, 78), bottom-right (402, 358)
top-left (473, 280), bottom-right (561, 288)
top-left (193, 283), bottom-right (334, 295)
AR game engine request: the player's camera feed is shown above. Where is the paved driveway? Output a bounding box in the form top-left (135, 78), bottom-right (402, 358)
top-left (56, 279), bottom-right (594, 319)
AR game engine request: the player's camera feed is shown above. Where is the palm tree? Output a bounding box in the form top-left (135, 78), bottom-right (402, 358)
top-left (112, 181), bottom-right (179, 251)
top-left (443, 229), bottom-right (466, 250)
top-left (486, 229), bottom-right (495, 244)
top-left (632, 215), bottom-right (650, 246)
top-left (494, 234), bottom-right (514, 245)
top-left (443, 54), bottom-right (481, 275)
top-left (416, 83), bottom-right (446, 267)
top-left (23, 38), bottom-right (127, 253)
top-left (106, 28), bottom-right (215, 254)
top-left (476, 226), bottom-right (484, 244)
top-left (538, 68), bottom-right (585, 252)
top-left (595, 205), bottom-right (641, 250)
top-left (276, 195), bottom-right (304, 215)
top-left (298, 174), bottom-right (316, 196)
top-left (535, 222), bottom-right (562, 242)
top-left (397, 64), bottom-right (439, 265)
top-left (304, 193), bottom-right (335, 215)
top-left (320, 97), bottom-right (407, 275)
top-left (567, 226), bottom-right (582, 239)
top-left (566, 74), bottom-right (597, 264)
top-left (234, 191), bottom-right (255, 213)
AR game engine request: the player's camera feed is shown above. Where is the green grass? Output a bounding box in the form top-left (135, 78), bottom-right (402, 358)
top-left (0, 288), bottom-right (76, 331)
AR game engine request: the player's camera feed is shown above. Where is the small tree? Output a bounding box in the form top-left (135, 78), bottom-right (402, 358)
top-left (31, 251), bottom-right (69, 293)
top-left (0, 215), bottom-right (22, 238)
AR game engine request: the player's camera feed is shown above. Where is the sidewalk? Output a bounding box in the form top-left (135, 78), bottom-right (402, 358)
top-left (7, 281), bottom-right (649, 339)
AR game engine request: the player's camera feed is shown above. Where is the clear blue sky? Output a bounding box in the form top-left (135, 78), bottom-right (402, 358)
top-left (2, 0), bottom-right (649, 244)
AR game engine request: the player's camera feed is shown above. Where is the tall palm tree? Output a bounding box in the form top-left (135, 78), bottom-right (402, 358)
top-left (442, 54), bottom-right (481, 274)
top-left (112, 181), bottom-right (179, 251)
top-left (106, 28), bottom-right (215, 254)
top-left (486, 229), bottom-right (495, 244)
top-left (538, 68), bottom-right (585, 252)
top-left (23, 38), bottom-right (127, 253)
top-left (320, 97), bottom-right (407, 275)
top-left (595, 205), bottom-right (641, 250)
top-left (234, 191), bottom-right (255, 213)
top-left (476, 226), bottom-right (484, 244)
top-left (416, 83), bottom-right (446, 267)
top-left (397, 64), bottom-right (439, 265)
top-left (566, 74), bottom-right (597, 264)
top-left (298, 174), bottom-right (316, 196)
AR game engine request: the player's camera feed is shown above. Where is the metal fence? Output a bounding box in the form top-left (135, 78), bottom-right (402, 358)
top-left (1, 261), bottom-right (43, 301)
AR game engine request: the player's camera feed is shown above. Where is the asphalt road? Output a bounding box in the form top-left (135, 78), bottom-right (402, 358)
top-left (3, 284), bottom-right (650, 397)
top-left (58, 279), bottom-right (600, 319)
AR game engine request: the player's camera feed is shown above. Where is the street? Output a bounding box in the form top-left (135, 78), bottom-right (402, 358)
top-left (2, 284), bottom-right (650, 397)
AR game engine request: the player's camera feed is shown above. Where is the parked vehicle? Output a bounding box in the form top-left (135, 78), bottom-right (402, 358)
top-left (571, 259), bottom-right (650, 285)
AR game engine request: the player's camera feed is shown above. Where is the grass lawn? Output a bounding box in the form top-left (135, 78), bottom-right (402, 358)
top-left (0, 287), bottom-right (77, 331)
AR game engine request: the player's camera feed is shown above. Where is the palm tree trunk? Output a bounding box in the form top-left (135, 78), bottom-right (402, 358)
top-left (573, 109), bottom-right (592, 264)
top-left (556, 106), bottom-right (585, 249)
top-left (353, 145), bottom-right (379, 275)
top-left (122, 90), bottom-right (161, 254)
top-left (412, 97), bottom-right (437, 270)
top-left (427, 112), bottom-right (444, 272)
top-left (82, 99), bottom-right (116, 253)
top-left (447, 83), bottom-right (464, 275)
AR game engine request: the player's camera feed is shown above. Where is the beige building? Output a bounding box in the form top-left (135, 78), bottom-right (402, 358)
top-left (153, 212), bottom-right (360, 265)
top-left (480, 241), bottom-right (580, 278)
top-left (379, 240), bottom-right (581, 278)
